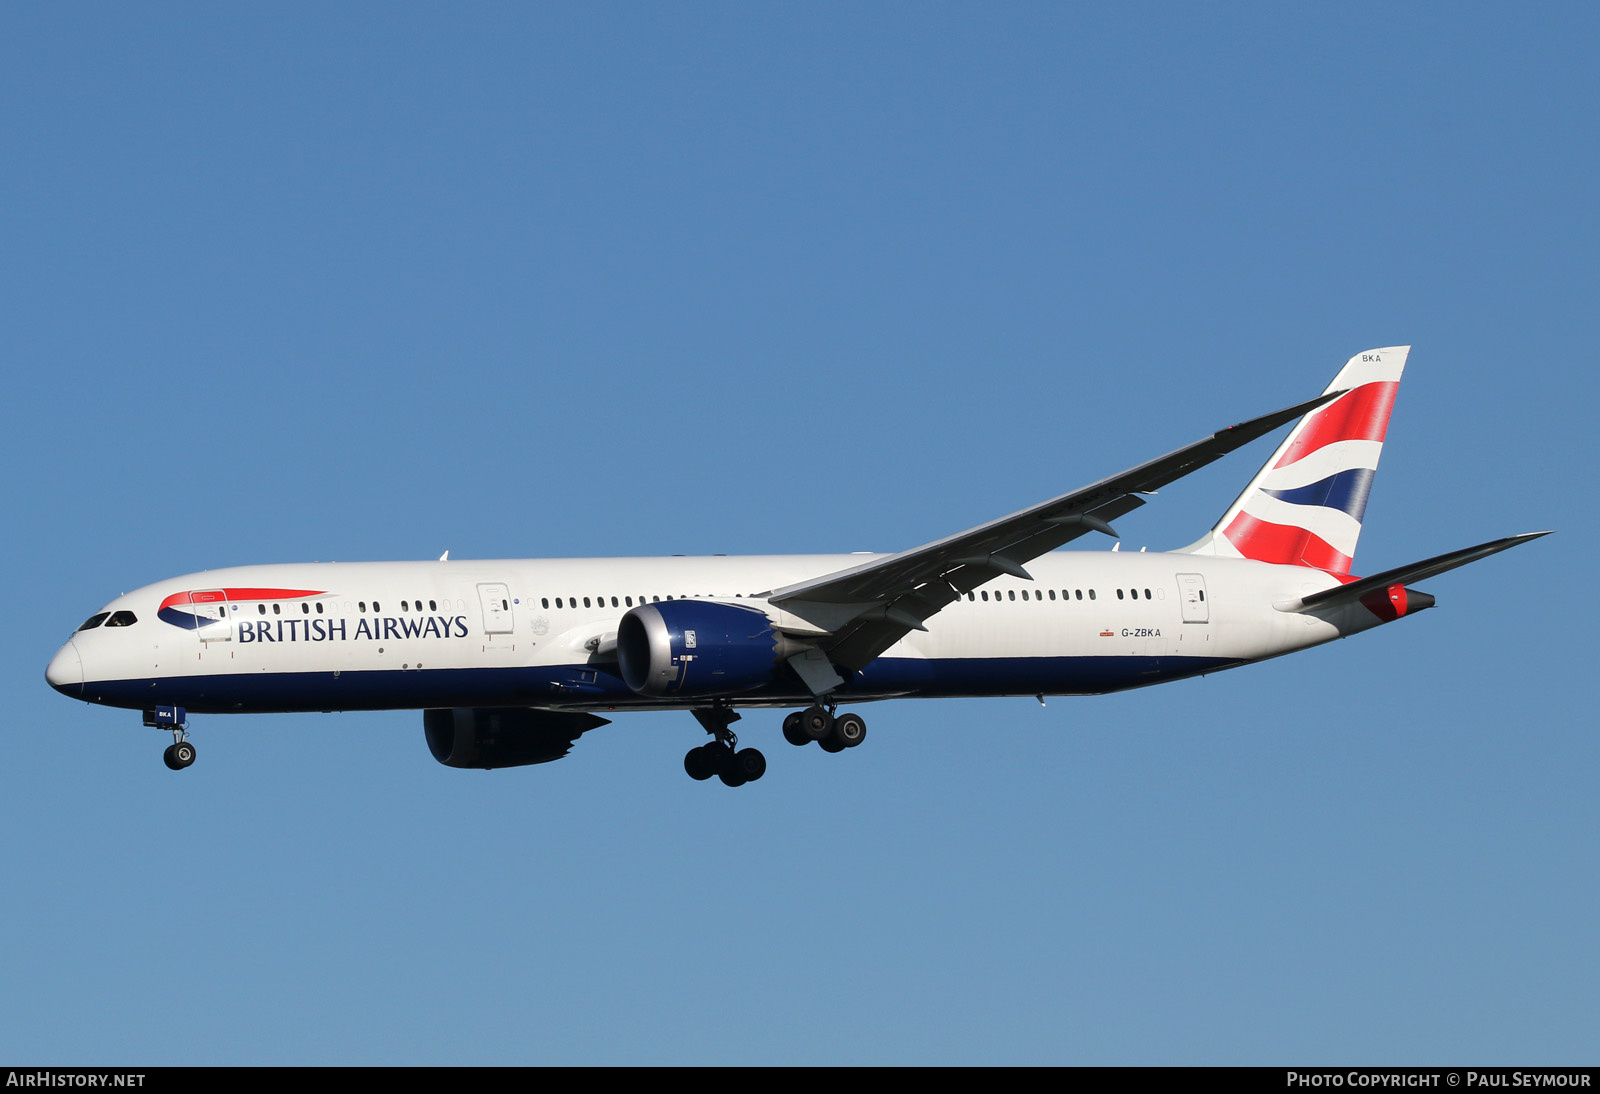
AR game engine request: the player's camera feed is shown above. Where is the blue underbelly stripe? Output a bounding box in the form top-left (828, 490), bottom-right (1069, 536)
top-left (78, 655), bottom-right (1244, 714)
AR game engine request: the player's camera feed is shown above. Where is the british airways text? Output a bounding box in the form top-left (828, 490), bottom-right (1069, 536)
top-left (235, 616), bottom-right (470, 643)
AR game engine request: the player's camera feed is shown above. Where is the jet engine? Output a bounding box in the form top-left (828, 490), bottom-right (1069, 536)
top-left (617, 600), bottom-right (795, 698)
top-left (423, 707), bottom-right (609, 769)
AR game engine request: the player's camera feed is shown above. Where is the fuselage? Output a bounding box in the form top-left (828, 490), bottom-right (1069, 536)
top-left (46, 549), bottom-right (1360, 716)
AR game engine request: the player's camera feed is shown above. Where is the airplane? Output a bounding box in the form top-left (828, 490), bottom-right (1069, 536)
top-left (45, 346), bottom-right (1548, 784)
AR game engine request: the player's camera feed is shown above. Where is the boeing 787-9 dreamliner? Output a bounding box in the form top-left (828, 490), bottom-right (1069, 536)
top-left (47, 347), bottom-right (1547, 785)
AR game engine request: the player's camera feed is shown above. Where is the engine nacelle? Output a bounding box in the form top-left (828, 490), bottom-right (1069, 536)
top-left (617, 600), bottom-right (788, 698)
top-left (423, 707), bottom-right (609, 769)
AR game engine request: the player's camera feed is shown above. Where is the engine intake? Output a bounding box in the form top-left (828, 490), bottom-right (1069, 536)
top-left (617, 600), bottom-right (790, 698)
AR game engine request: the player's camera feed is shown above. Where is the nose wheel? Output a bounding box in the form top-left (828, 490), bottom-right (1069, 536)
top-left (145, 706), bottom-right (195, 770)
top-left (163, 739), bottom-right (196, 770)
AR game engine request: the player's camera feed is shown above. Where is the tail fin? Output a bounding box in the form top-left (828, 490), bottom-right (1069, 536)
top-left (1180, 346), bottom-right (1410, 574)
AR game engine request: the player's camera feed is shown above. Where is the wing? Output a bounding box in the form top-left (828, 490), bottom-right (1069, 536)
top-left (764, 391), bottom-right (1344, 675)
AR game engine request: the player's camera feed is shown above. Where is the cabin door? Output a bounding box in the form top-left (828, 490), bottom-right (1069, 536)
top-left (477, 583), bottom-right (515, 635)
top-left (1176, 573), bottom-right (1209, 624)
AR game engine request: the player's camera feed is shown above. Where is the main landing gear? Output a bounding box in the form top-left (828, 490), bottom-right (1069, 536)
top-left (685, 705), bottom-right (766, 788)
top-left (684, 703), bottom-right (868, 786)
top-left (145, 705), bottom-right (195, 771)
top-left (782, 704), bottom-right (867, 754)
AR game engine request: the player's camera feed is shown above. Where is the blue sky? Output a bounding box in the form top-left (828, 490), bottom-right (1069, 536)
top-left (2, 3), bottom-right (1593, 1064)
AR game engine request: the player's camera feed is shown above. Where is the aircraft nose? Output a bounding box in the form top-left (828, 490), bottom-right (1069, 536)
top-left (46, 640), bottom-right (83, 697)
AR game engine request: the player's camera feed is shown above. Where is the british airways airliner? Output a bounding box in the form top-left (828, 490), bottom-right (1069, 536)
top-left (46, 348), bottom-right (1546, 784)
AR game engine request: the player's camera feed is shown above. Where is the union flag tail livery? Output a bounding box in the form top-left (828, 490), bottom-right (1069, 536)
top-left (46, 346), bottom-right (1548, 783)
top-left (1183, 346), bottom-right (1408, 574)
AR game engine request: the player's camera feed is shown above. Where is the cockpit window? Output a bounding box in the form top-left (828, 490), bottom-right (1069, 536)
top-left (78, 613), bottom-right (110, 631)
top-left (104, 611), bottom-right (138, 627)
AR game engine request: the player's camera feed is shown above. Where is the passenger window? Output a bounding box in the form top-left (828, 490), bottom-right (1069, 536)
top-left (430, 600), bottom-right (437, 611)
top-left (401, 601), bottom-right (409, 612)
top-left (78, 613), bottom-right (110, 631)
top-left (301, 603), bottom-right (309, 614)
top-left (981, 591), bottom-right (989, 601)
top-left (626, 596), bottom-right (633, 607)
top-left (611, 597), bottom-right (619, 607)
top-left (316, 602), bottom-right (324, 614)
top-left (373, 602), bottom-right (381, 612)
top-left (1088, 590), bottom-right (1096, 600)
top-left (583, 597), bottom-right (591, 607)
top-left (1145, 589), bottom-right (1152, 599)
top-left (541, 598), bottom-right (550, 609)
top-left (273, 603), bottom-right (281, 614)
top-left (260, 604), bottom-right (268, 615)
top-left (359, 602), bottom-right (366, 613)
top-left (1117, 589), bottom-right (1125, 599)
top-left (105, 611), bottom-right (138, 627)
top-left (1008, 590), bottom-right (1016, 601)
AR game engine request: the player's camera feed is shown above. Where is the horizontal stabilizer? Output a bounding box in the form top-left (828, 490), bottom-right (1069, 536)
top-left (1291, 531), bottom-right (1552, 612)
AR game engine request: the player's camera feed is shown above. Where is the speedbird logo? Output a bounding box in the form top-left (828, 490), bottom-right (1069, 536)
top-left (158, 588), bottom-right (324, 630)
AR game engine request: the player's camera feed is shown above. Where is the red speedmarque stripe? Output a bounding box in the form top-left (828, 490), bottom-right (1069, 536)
top-left (1272, 380), bottom-right (1398, 468)
top-left (1222, 512), bottom-right (1354, 574)
top-left (159, 588), bottom-right (327, 610)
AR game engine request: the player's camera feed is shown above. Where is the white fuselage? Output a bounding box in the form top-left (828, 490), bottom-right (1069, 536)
top-left (47, 549), bottom-right (1367, 717)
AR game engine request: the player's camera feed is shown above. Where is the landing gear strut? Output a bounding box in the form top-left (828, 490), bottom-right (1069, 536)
top-left (686, 705), bottom-right (765, 787)
top-left (145, 706), bottom-right (195, 771)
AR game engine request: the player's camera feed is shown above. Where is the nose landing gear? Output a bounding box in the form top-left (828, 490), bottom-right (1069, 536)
top-left (145, 706), bottom-right (195, 771)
